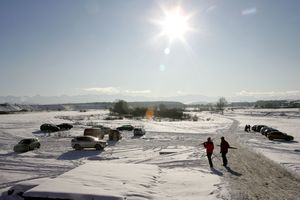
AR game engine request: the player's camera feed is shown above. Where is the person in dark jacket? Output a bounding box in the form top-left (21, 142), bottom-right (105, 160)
top-left (220, 136), bottom-right (230, 167)
top-left (203, 137), bottom-right (214, 168)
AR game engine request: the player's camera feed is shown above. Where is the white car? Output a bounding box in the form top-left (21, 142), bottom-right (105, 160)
top-left (71, 136), bottom-right (107, 150)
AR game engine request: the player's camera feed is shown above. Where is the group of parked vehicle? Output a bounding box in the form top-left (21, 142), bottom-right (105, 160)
top-left (14, 123), bottom-right (146, 153)
top-left (250, 125), bottom-right (294, 141)
top-left (40, 123), bottom-right (73, 132)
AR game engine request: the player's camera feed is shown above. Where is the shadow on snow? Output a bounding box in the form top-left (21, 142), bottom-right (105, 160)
top-left (57, 150), bottom-right (103, 160)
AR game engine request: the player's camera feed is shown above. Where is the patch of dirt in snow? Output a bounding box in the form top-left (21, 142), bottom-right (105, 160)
top-left (221, 119), bottom-right (300, 200)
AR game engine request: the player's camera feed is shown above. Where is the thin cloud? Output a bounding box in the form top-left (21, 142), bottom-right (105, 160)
top-left (83, 87), bottom-right (120, 94)
top-left (241, 8), bottom-right (257, 16)
top-left (83, 87), bottom-right (151, 96)
top-left (236, 90), bottom-right (300, 97)
top-left (124, 90), bottom-right (152, 95)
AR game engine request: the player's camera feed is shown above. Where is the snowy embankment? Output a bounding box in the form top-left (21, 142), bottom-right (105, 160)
top-left (227, 108), bottom-right (300, 178)
top-left (0, 110), bottom-right (231, 200)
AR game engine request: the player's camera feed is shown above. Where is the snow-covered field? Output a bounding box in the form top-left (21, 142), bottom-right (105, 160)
top-left (0, 109), bottom-right (299, 199)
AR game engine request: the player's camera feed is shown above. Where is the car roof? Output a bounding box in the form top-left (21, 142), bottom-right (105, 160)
top-left (75, 135), bottom-right (97, 139)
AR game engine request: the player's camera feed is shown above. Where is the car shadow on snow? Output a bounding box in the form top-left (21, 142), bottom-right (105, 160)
top-left (0, 152), bottom-right (17, 156)
top-left (267, 140), bottom-right (299, 144)
top-left (57, 150), bottom-right (103, 160)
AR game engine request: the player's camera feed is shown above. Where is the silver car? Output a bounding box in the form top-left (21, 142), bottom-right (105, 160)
top-left (14, 138), bottom-right (40, 152)
top-left (71, 136), bottom-right (107, 150)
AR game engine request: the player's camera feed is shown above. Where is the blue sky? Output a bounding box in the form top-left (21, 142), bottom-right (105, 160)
top-left (1, 0), bottom-right (300, 103)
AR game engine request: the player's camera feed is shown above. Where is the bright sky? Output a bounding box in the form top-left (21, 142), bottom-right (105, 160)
top-left (0, 0), bottom-right (300, 102)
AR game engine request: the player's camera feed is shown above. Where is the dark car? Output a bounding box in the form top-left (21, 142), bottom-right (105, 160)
top-left (260, 126), bottom-right (270, 134)
top-left (117, 125), bottom-right (134, 131)
top-left (251, 125), bottom-right (257, 132)
top-left (57, 123), bottom-right (73, 130)
top-left (40, 123), bottom-right (60, 132)
top-left (14, 138), bottom-right (40, 152)
top-left (256, 125), bottom-right (267, 132)
top-left (267, 131), bottom-right (294, 141)
top-left (133, 128), bottom-right (146, 136)
top-left (261, 127), bottom-right (278, 136)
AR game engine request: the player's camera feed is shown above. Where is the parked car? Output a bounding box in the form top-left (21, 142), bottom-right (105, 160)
top-left (57, 123), bottom-right (73, 130)
top-left (14, 138), bottom-right (40, 152)
top-left (84, 128), bottom-right (105, 139)
top-left (256, 125), bottom-right (267, 132)
top-left (117, 125), bottom-right (134, 131)
top-left (133, 128), bottom-right (146, 136)
top-left (261, 127), bottom-right (278, 136)
top-left (267, 131), bottom-right (294, 141)
top-left (71, 136), bottom-right (107, 150)
top-left (260, 126), bottom-right (270, 134)
top-left (108, 129), bottom-right (122, 141)
top-left (40, 123), bottom-right (60, 132)
top-left (251, 125), bottom-right (257, 132)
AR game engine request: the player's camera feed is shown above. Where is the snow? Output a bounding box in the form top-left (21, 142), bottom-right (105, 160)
top-left (0, 108), bottom-right (299, 199)
top-left (227, 108), bottom-right (300, 178)
top-left (0, 110), bottom-right (229, 200)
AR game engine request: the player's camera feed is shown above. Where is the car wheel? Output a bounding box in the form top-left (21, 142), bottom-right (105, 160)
top-left (95, 144), bottom-right (103, 150)
top-left (36, 143), bottom-right (40, 149)
top-left (74, 144), bottom-right (82, 150)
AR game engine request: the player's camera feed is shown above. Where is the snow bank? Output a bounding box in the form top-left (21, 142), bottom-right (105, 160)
top-left (24, 162), bottom-right (159, 200)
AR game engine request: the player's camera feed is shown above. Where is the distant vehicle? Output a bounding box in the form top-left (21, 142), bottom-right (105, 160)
top-left (57, 123), bottom-right (73, 130)
top-left (133, 128), bottom-right (146, 136)
top-left (117, 125), bottom-right (134, 131)
top-left (14, 138), bottom-right (40, 152)
top-left (260, 126), bottom-right (270, 134)
top-left (108, 129), bottom-right (122, 141)
top-left (267, 131), bottom-right (294, 141)
top-left (256, 125), bottom-right (267, 132)
top-left (84, 128), bottom-right (106, 139)
top-left (40, 123), bottom-right (60, 132)
top-left (71, 136), bottom-right (107, 150)
top-left (251, 125), bottom-right (257, 132)
top-left (261, 127), bottom-right (278, 136)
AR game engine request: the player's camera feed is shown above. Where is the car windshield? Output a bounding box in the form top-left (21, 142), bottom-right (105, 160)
top-left (19, 139), bottom-right (32, 144)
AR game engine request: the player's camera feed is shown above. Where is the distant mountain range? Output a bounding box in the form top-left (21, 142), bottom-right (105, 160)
top-left (0, 94), bottom-right (299, 105)
top-left (0, 94), bottom-right (218, 105)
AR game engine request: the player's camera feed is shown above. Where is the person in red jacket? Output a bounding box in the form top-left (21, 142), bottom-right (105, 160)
top-left (220, 136), bottom-right (230, 167)
top-left (203, 137), bottom-right (214, 168)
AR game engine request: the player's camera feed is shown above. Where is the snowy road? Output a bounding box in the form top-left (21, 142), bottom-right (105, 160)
top-left (219, 119), bottom-right (300, 200)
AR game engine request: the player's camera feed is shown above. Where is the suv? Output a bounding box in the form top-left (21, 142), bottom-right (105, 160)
top-left (133, 128), bottom-right (146, 136)
top-left (267, 131), bottom-right (294, 141)
top-left (71, 136), bottom-right (107, 150)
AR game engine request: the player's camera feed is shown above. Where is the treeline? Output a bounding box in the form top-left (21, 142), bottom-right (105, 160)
top-left (111, 100), bottom-right (189, 120)
top-left (254, 100), bottom-right (300, 108)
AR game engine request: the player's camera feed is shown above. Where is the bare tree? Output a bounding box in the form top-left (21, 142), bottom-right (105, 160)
top-left (216, 97), bottom-right (228, 115)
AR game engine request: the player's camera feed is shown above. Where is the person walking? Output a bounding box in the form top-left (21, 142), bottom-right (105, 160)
top-left (203, 137), bottom-right (214, 168)
top-left (220, 136), bottom-right (230, 167)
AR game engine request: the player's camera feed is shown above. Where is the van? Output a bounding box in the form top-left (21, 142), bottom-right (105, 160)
top-left (83, 128), bottom-right (105, 139)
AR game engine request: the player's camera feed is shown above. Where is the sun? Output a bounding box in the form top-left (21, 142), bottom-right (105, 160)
top-left (161, 7), bottom-right (189, 41)
top-left (153, 6), bottom-right (193, 42)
